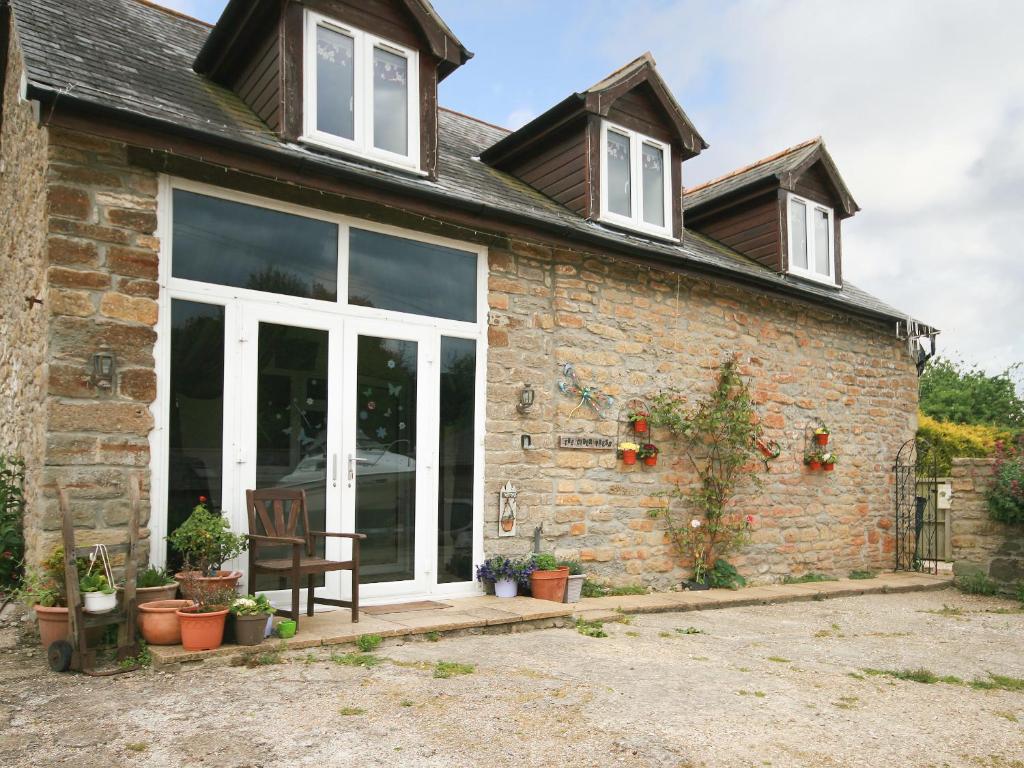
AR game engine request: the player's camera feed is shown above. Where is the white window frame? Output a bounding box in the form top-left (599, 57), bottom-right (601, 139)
top-left (786, 192), bottom-right (836, 285)
top-left (302, 10), bottom-right (421, 173)
top-left (150, 176), bottom-right (487, 603)
top-left (598, 120), bottom-right (674, 240)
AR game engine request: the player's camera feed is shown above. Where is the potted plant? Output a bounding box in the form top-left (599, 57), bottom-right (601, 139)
top-left (639, 443), bottom-right (659, 467)
top-left (529, 552), bottom-right (569, 602)
top-left (175, 584), bottom-right (235, 651)
top-left (136, 565), bottom-right (178, 606)
top-left (167, 496), bottom-right (247, 602)
top-left (230, 594), bottom-right (275, 646)
top-left (804, 450), bottom-right (823, 471)
top-left (559, 560), bottom-right (585, 603)
top-left (821, 452), bottom-right (837, 472)
top-left (628, 410), bottom-right (649, 434)
top-left (80, 572), bottom-right (117, 614)
top-left (14, 566), bottom-right (65, 648)
top-left (814, 425), bottom-right (830, 446)
top-left (475, 555), bottom-right (535, 598)
top-left (138, 598), bottom-right (194, 645)
top-left (619, 442), bottom-right (640, 465)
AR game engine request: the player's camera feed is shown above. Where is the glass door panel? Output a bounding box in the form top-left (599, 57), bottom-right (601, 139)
top-left (354, 335), bottom-right (418, 583)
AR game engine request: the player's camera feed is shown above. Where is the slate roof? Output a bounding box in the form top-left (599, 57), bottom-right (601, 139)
top-left (684, 137), bottom-right (859, 216)
top-left (9, 0), bottom-right (921, 327)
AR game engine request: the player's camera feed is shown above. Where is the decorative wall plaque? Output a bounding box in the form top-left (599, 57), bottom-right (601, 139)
top-left (559, 435), bottom-right (615, 450)
top-left (558, 363), bottom-right (614, 418)
top-left (498, 480), bottom-right (518, 537)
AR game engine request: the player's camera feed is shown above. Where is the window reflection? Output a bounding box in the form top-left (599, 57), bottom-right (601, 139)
top-left (373, 47), bottom-right (408, 155)
top-left (607, 130), bottom-right (632, 217)
top-left (437, 338), bottom-right (475, 583)
top-left (789, 199), bottom-right (808, 269)
top-left (641, 143), bottom-right (665, 227)
top-left (172, 190), bottom-right (338, 301)
top-left (316, 25), bottom-right (355, 140)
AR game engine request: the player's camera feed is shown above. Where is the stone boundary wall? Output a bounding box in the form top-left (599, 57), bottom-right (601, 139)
top-left (484, 242), bottom-right (918, 587)
top-left (950, 458), bottom-right (1023, 590)
top-left (0, 20), bottom-right (48, 552)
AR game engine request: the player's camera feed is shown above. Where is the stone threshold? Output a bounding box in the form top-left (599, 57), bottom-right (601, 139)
top-left (150, 572), bottom-right (953, 666)
top-left (572, 572), bottom-right (954, 622)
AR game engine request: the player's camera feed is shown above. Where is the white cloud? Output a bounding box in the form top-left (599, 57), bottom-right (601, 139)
top-left (595, 0), bottom-right (1024, 375)
top-left (503, 107), bottom-right (537, 130)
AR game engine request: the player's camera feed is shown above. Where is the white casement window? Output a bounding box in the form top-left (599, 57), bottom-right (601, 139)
top-left (786, 193), bottom-right (836, 284)
top-left (599, 121), bottom-right (674, 239)
top-left (302, 10), bottom-right (420, 172)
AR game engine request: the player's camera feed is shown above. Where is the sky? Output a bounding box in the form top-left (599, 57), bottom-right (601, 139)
top-left (158, 0), bottom-right (1023, 383)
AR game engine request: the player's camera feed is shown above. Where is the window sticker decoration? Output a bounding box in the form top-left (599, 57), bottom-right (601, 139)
top-left (558, 363), bottom-right (614, 419)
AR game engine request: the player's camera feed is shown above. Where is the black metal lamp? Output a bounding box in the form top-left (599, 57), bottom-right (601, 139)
top-left (516, 383), bottom-right (535, 415)
top-left (90, 348), bottom-right (116, 390)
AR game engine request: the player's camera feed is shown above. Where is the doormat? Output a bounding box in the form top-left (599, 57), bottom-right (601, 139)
top-left (362, 601), bottom-right (451, 615)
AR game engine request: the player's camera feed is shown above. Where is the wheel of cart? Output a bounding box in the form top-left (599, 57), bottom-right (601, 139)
top-left (50, 475), bottom-right (143, 675)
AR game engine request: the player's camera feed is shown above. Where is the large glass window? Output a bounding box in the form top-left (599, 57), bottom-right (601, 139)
top-left (787, 193), bottom-right (835, 283)
top-left (601, 121), bottom-right (672, 238)
top-left (437, 337), bottom-right (476, 583)
top-left (304, 11), bottom-right (418, 168)
top-left (355, 336), bottom-right (418, 583)
top-left (166, 300), bottom-right (224, 570)
top-left (349, 228), bottom-right (477, 322)
top-left (172, 190), bottom-right (338, 301)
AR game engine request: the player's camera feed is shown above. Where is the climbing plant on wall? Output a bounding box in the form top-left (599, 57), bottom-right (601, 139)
top-left (648, 358), bottom-right (763, 578)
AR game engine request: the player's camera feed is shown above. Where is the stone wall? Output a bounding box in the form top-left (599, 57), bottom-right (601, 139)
top-left (950, 458), bottom-right (1023, 591)
top-left (484, 242), bottom-right (918, 587)
top-left (29, 127), bottom-right (159, 564)
top-left (0, 20), bottom-right (48, 554)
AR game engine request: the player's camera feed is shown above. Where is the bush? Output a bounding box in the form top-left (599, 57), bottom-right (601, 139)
top-left (916, 413), bottom-right (1010, 475)
top-left (988, 437), bottom-right (1024, 525)
top-left (707, 559), bottom-right (746, 590)
top-left (0, 455), bottom-right (26, 592)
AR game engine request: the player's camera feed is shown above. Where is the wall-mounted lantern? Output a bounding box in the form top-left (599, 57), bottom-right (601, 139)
top-left (516, 383), bottom-right (535, 415)
top-left (90, 348), bottom-right (116, 390)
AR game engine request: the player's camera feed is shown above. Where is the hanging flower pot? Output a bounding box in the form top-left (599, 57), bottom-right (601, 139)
top-left (639, 443), bottom-right (659, 466)
top-left (814, 426), bottom-right (830, 446)
top-left (628, 411), bottom-right (649, 434)
top-left (644, 455), bottom-right (658, 467)
top-left (823, 462), bottom-right (835, 472)
top-left (821, 453), bottom-right (837, 473)
top-left (808, 460), bottom-right (822, 471)
top-left (619, 442), bottom-right (639, 465)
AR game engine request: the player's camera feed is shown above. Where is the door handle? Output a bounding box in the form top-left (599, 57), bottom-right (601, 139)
top-left (347, 454), bottom-right (369, 487)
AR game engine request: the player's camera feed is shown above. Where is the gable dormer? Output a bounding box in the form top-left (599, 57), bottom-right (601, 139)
top-left (193, 0), bottom-right (471, 179)
top-left (480, 54), bottom-right (707, 241)
top-left (684, 139), bottom-right (858, 287)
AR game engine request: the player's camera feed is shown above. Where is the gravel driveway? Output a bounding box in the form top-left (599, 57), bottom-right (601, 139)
top-left (1, 588), bottom-right (1022, 767)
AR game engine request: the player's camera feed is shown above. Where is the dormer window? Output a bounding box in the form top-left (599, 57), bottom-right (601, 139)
top-left (599, 121), bottom-right (673, 239)
top-left (787, 193), bottom-right (835, 284)
top-left (302, 10), bottom-right (420, 171)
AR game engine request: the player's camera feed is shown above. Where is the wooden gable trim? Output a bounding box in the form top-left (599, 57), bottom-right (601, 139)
top-left (780, 146), bottom-right (859, 218)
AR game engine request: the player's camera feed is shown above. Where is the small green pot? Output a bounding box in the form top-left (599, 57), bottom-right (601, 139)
top-left (276, 619), bottom-right (297, 639)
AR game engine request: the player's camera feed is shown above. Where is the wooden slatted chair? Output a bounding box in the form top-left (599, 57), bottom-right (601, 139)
top-left (245, 488), bottom-right (365, 627)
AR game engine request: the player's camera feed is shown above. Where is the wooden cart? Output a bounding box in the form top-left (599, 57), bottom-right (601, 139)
top-left (47, 475), bottom-right (142, 675)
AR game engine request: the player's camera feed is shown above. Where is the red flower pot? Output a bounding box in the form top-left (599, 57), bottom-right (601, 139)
top-left (823, 463), bottom-right (835, 472)
top-left (530, 569), bottom-right (569, 602)
top-left (633, 418), bottom-right (648, 434)
top-left (176, 606), bottom-right (229, 651)
top-left (808, 461), bottom-right (822, 471)
top-left (622, 450), bottom-right (637, 465)
top-left (814, 433), bottom-right (829, 446)
top-left (644, 455), bottom-right (658, 466)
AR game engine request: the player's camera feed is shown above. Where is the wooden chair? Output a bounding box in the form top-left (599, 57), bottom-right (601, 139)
top-left (245, 488), bottom-right (365, 627)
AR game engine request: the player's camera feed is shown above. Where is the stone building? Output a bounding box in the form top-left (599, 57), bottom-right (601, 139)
top-left (1, 0), bottom-right (935, 601)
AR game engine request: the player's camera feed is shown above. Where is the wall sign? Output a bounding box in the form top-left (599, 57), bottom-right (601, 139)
top-left (559, 435), bottom-right (615, 450)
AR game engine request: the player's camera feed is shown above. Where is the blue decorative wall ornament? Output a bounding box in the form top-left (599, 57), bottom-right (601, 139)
top-left (558, 363), bottom-right (614, 419)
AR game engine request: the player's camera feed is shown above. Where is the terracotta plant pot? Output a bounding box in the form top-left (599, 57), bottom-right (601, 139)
top-left (814, 433), bottom-right (829, 446)
top-left (176, 606), bottom-right (229, 651)
top-left (136, 583), bottom-right (179, 607)
top-left (174, 570), bottom-right (242, 602)
top-left (138, 599), bottom-right (193, 645)
top-left (622, 450), bottom-right (637, 465)
top-left (633, 418), bottom-right (648, 434)
top-left (823, 463), bottom-right (835, 472)
top-left (808, 461), bottom-right (822, 471)
top-left (35, 605), bottom-right (69, 648)
top-left (643, 455), bottom-right (658, 467)
top-left (530, 569), bottom-right (569, 602)
top-left (234, 613), bottom-right (270, 646)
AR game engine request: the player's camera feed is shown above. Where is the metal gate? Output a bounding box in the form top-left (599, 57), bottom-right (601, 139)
top-left (894, 438), bottom-right (939, 573)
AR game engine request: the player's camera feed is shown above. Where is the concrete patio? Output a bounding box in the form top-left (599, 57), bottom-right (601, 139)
top-left (149, 571), bottom-right (952, 665)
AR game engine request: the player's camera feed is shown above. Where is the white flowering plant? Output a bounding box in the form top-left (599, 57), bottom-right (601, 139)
top-left (229, 594), bottom-right (274, 616)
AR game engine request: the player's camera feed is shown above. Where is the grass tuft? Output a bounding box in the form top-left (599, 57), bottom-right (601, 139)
top-left (339, 706), bottom-right (366, 716)
top-left (331, 652), bottom-right (382, 667)
top-left (575, 618), bottom-right (608, 638)
top-left (767, 656), bottom-right (791, 663)
top-left (675, 626), bottom-right (703, 635)
top-left (848, 570), bottom-right (877, 580)
top-left (782, 572), bottom-right (836, 584)
top-left (356, 634), bottom-right (382, 652)
top-left (433, 661), bottom-right (475, 679)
